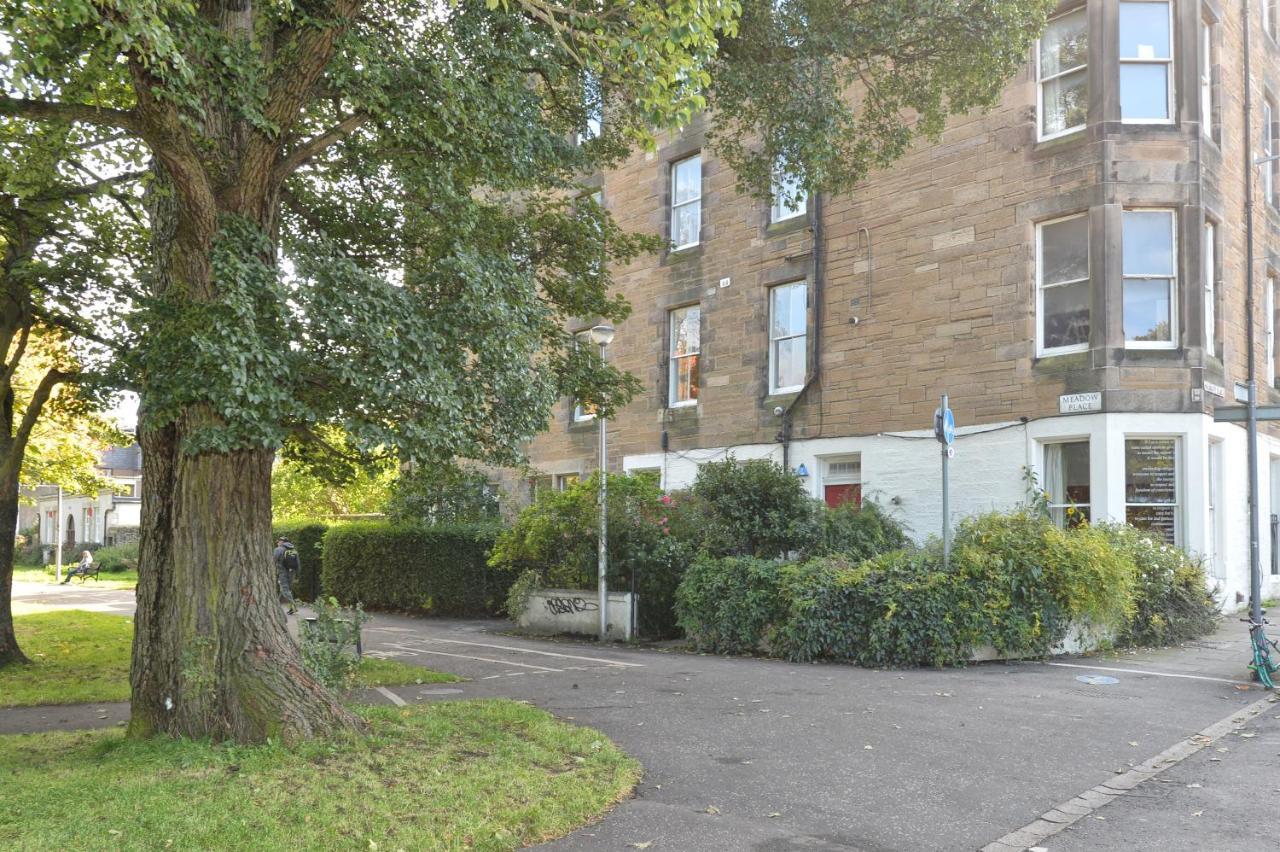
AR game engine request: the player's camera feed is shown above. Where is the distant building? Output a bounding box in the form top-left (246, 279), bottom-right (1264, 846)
top-left (34, 444), bottom-right (142, 550)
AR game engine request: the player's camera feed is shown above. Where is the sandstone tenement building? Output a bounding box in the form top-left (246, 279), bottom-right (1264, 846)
top-left (520, 0), bottom-right (1280, 608)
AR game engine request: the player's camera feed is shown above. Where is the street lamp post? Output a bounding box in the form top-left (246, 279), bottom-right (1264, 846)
top-left (588, 323), bottom-right (615, 641)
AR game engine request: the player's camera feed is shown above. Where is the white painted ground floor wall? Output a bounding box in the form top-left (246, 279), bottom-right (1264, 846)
top-left (622, 413), bottom-right (1280, 611)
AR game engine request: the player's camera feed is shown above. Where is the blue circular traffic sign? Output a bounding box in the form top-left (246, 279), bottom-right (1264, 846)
top-left (941, 409), bottom-right (955, 445)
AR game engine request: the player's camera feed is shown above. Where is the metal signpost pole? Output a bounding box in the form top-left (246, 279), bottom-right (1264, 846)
top-left (935, 395), bottom-right (955, 570)
top-left (588, 324), bottom-right (615, 642)
top-left (598, 394), bottom-right (608, 641)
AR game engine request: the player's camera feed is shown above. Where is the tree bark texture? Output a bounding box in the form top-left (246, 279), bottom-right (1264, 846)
top-left (129, 412), bottom-right (359, 742)
top-left (0, 473), bottom-right (27, 667)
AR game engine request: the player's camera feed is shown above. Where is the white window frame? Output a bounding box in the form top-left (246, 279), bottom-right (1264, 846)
top-left (770, 158), bottom-right (807, 223)
top-left (1119, 0), bottom-right (1175, 125)
top-left (572, 331), bottom-right (597, 422)
top-left (1199, 17), bottom-right (1214, 139)
top-left (769, 281), bottom-right (809, 395)
top-left (1208, 439), bottom-right (1224, 578)
top-left (819, 455), bottom-right (862, 507)
top-left (1265, 98), bottom-right (1279, 208)
top-left (554, 473), bottom-right (580, 492)
top-left (1204, 219), bottom-right (1216, 357)
top-left (1122, 208), bottom-right (1178, 350)
top-left (1123, 435), bottom-right (1183, 546)
top-left (670, 154), bottom-right (702, 251)
top-left (668, 304), bottom-right (700, 408)
top-left (1035, 213), bottom-right (1091, 357)
top-left (1036, 6), bottom-right (1089, 142)
top-left (1268, 276), bottom-right (1277, 386)
top-left (1041, 438), bottom-right (1091, 528)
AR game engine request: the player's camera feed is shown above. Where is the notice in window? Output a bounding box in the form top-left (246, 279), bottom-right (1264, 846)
top-left (1125, 438), bottom-right (1177, 544)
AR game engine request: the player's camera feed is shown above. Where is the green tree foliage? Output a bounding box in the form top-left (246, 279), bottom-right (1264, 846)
top-left (271, 456), bottom-right (394, 521)
top-left (384, 463), bottom-right (500, 525)
top-left (688, 458), bottom-right (820, 558)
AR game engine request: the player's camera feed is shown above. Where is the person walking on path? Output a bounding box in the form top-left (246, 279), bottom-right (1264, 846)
top-left (274, 537), bottom-right (300, 615)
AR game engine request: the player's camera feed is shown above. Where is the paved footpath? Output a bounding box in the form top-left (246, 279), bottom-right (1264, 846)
top-left (6, 582), bottom-right (1278, 851)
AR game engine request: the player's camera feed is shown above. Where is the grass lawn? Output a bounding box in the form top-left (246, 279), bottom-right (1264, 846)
top-left (0, 701), bottom-right (641, 851)
top-left (2, 610), bottom-right (457, 708)
top-left (12, 564), bottom-right (139, 590)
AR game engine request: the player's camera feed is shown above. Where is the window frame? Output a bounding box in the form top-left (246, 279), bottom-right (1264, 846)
top-left (1041, 438), bottom-right (1092, 528)
top-left (770, 158), bottom-right (808, 223)
top-left (1121, 207), bottom-right (1179, 350)
top-left (1269, 274), bottom-right (1278, 387)
top-left (1204, 219), bottom-right (1217, 358)
top-left (668, 304), bottom-right (701, 408)
top-left (768, 280), bottom-right (809, 395)
top-left (1035, 5), bottom-right (1090, 142)
top-left (1265, 96), bottom-right (1279, 209)
top-left (1268, 0), bottom-right (1279, 42)
top-left (1118, 0), bottom-right (1175, 125)
top-left (1199, 16), bottom-right (1215, 140)
top-left (669, 153), bottom-right (702, 251)
top-left (1123, 435), bottom-right (1182, 546)
top-left (1035, 212), bottom-right (1092, 357)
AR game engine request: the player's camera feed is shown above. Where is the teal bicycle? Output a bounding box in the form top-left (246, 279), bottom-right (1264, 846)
top-left (1248, 616), bottom-right (1280, 689)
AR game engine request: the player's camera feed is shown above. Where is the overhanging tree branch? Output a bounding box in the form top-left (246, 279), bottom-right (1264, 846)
top-left (0, 96), bottom-right (141, 135)
top-left (275, 112), bottom-right (369, 180)
top-left (3, 366), bottom-right (76, 483)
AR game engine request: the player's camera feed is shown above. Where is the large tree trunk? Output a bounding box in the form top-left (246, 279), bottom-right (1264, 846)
top-left (0, 473), bottom-right (28, 667)
top-left (129, 409), bottom-right (361, 742)
top-left (127, 156), bottom-right (361, 743)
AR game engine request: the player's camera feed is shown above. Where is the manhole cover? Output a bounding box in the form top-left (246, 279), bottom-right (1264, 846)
top-left (419, 688), bottom-right (465, 695)
top-left (1076, 675), bottom-right (1119, 685)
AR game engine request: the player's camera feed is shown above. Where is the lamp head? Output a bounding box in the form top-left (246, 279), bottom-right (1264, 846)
top-left (588, 324), bottom-right (615, 347)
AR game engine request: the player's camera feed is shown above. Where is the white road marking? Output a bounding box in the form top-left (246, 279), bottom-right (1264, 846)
top-left (1045, 661), bottom-right (1253, 686)
top-left (374, 686), bottom-right (407, 706)
top-left (410, 636), bottom-right (645, 668)
top-left (382, 643), bottom-right (563, 672)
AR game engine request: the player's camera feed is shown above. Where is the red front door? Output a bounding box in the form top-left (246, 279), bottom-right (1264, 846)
top-left (824, 483), bottom-right (862, 509)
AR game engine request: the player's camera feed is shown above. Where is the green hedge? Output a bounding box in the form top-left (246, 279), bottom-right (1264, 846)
top-left (677, 511), bottom-right (1220, 667)
top-left (322, 521), bottom-right (513, 616)
top-left (273, 521), bottom-right (329, 601)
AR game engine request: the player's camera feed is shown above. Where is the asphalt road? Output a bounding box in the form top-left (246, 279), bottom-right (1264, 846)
top-left (8, 582), bottom-right (1277, 851)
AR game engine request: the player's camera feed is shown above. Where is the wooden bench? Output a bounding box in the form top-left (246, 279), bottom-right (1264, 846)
top-left (67, 563), bottom-right (100, 583)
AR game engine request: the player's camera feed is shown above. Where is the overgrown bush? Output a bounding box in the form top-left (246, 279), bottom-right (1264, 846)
top-left (688, 458), bottom-right (820, 558)
top-left (811, 500), bottom-right (910, 559)
top-left (675, 555), bottom-right (792, 654)
top-left (273, 520), bottom-right (329, 601)
top-left (1098, 523), bottom-right (1220, 646)
top-left (951, 512), bottom-right (1135, 657)
top-left (773, 550), bottom-right (974, 667)
top-left (676, 509), bottom-right (1214, 668)
top-left (92, 542), bottom-right (139, 573)
top-left (491, 473), bottom-right (697, 637)
top-left (323, 521), bottom-right (511, 616)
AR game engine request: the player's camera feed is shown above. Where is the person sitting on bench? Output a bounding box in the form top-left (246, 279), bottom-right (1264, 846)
top-left (61, 550), bottom-right (95, 584)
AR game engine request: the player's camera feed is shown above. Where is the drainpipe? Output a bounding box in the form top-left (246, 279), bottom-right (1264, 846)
top-left (778, 190), bottom-right (825, 472)
top-left (1243, 0), bottom-right (1264, 625)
